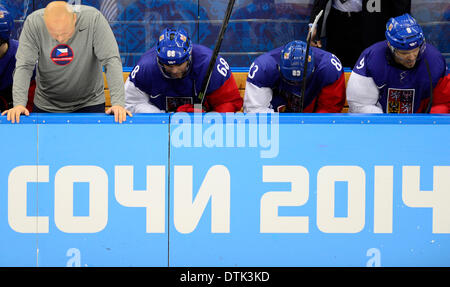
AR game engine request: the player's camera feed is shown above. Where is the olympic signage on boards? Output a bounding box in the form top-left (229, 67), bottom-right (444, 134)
top-left (0, 113), bottom-right (449, 267)
top-left (7, 164), bottom-right (449, 234)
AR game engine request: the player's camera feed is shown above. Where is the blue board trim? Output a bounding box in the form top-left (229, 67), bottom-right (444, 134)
top-left (1, 113), bottom-right (449, 125)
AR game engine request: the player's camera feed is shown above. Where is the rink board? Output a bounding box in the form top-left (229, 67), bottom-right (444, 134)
top-left (0, 113), bottom-right (449, 267)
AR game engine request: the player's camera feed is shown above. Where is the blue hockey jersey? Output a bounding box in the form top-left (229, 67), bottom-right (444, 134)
top-left (347, 41), bottom-right (449, 113)
top-left (0, 39), bottom-right (19, 111)
top-left (125, 44), bottom-right (242, 113)
top-left (244, 46), bottom-right (346, 113)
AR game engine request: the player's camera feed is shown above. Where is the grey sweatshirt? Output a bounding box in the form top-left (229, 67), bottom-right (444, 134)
top-left (13, 5), bottom-right (125, 112)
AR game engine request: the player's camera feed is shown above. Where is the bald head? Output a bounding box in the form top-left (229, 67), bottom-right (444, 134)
top-left (44, 1), bottom-right (77, 43)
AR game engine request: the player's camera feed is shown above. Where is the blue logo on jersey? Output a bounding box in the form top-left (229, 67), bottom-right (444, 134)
top-left (50, 44), bottom-right (74, 66)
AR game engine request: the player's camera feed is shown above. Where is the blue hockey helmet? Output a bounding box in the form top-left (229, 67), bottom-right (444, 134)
top-left (157, 27), bottom-right (192, 65)
top-left (0, 5), bottom-right (13, 42)
top-left (156, 28), bottom-right (193, 79)
top-left (279, 40), bottom-right (314, 84)
top-left (385, 14), bottom-right (425, 52)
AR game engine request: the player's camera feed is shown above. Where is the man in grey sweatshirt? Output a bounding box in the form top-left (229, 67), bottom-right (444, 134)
top-left (1, 1), bottom-right (131, 123)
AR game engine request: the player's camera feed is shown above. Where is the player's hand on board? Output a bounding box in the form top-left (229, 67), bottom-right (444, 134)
top-left (1, 105), bottom-right (29, 124)
top-left (106, 105), bottom-right (133, 123)
top-left (176, 104), bottom-right (205, 113)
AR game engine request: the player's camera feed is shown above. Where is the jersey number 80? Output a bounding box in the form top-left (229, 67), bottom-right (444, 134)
top-left (331, 54), bottom-right (342, 71)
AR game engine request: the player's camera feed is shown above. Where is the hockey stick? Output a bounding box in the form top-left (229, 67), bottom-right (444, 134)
top-left (424, 58), bottom-right (433, 113)
top-left (300, 9), bottom-right (323, 112)
top-left (198, 0), bottom-right (236, 108)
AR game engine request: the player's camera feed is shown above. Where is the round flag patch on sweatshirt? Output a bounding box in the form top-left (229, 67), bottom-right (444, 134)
top-left (50, 44), bottom-right (74, 66)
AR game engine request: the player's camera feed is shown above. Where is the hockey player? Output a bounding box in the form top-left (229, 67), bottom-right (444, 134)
top-left (243, 40), bottom-right (346, 113)
top-left (125, 27), bottom-right (243, 113)
top-left (346, 13), bottom-right (450, 113)
top-left (0, 5), bottom-right (35, 112)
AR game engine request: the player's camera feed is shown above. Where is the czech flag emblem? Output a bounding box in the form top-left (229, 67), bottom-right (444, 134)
top-left (50, 44), bottom-right (74, 66)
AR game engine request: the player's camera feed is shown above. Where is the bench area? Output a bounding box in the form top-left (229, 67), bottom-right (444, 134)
top-left (104, 71), bottom-right (351, 112)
